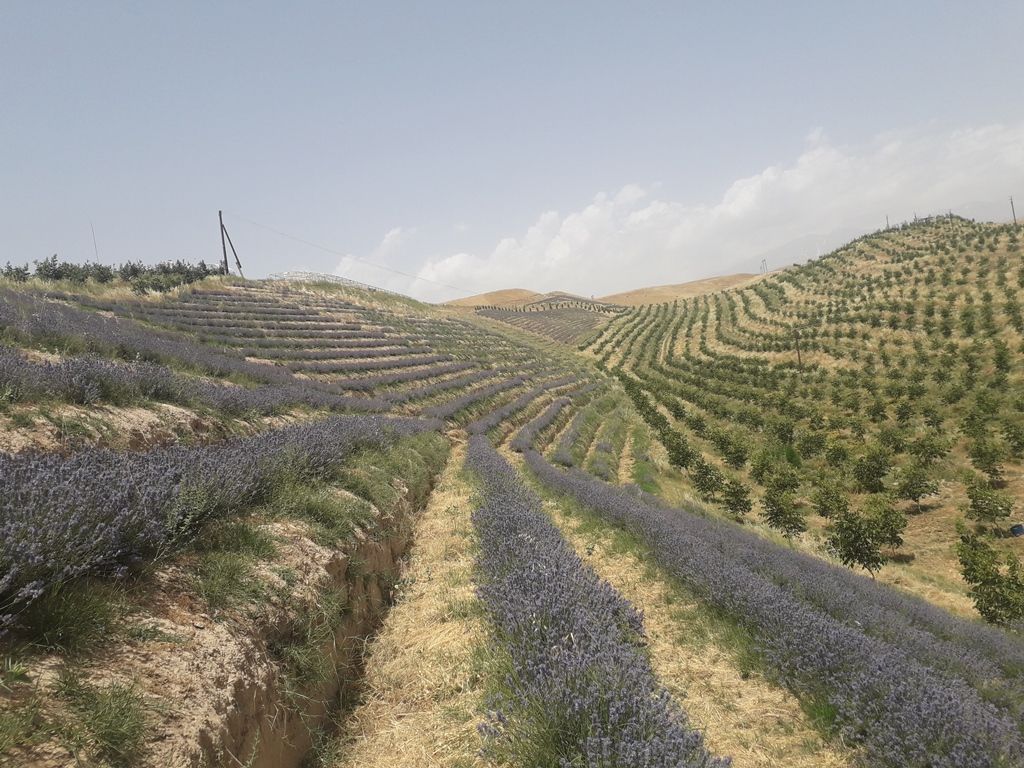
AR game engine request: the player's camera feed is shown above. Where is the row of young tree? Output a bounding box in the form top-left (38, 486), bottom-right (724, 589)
top-left (591, 218), bottom-right (1023, 626)
top-left (2, 255), bottom-right (224, 292)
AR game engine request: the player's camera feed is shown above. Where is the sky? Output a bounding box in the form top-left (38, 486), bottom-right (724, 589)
top-left (2, 2), bottom-right (1023, 302)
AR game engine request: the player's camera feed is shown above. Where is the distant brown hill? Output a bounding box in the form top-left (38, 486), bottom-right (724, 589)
top-left (599, 273), bottom-right (761, 306)
top-left (445, 288), bottom-right (542, 308)
top-left (447, 288), bottom-right (610, 309)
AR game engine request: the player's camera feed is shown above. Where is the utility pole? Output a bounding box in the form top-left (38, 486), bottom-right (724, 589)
top-left (217, 210), bottom-right (245, 277)
top-left (219, 210), bottom-right (229, 275)
top-left (886, 215), bottom-right (890, 229)
top-left (1012, 196), bottom-right (1018, 226)
top-left (793, 328), bottom-right (803, 370)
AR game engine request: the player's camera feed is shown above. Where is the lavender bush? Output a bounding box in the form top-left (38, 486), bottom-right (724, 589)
top-left (421, 375), bottom-right (527, 420)
top-left (0, 415), bottom-right (437, 627)
top-left (467, 435), bottom-right (727, 767)
top-left (331, 361), bottom-right (476, 392)
top-left (0, 288), bottom-right (297, 386)
top-left (384, 368), bottom-right (494, 403)
top-left (466, 375), bottom-right (577, 434)
top-left (523, 450), bottom-right (1024, 768)
top-left (509, 397), bottom-right (572, 452)
top-left (0, 346), bottom-right (386, 415)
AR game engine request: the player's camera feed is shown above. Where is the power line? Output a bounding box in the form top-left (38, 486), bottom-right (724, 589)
top-left (224, 210), bottom-right (470, 294)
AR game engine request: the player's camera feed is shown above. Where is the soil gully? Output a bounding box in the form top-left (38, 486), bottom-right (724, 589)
top-left (1, 442), bottom-right (446, 768)
top-left (201, 479), bottom-right (445, 768)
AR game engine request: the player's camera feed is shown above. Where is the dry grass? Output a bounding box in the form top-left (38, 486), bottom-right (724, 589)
top-left (329, 441), bottom-right (488, 768)
top-left (444, 288), bottom-right (542, 308)
top-left (543, 498), bottom-right (856, 768)
top-left (600, 273), bottom-right (763, 306)
top-left (616, 431), bottom-right (635, 485)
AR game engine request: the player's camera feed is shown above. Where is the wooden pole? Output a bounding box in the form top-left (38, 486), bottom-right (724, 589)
top-left (222, 223), bottom-right (244, 278)
top-left (1012, 196), bottom-right (1017, 226)
top-left (218, 210), bottom-right (229, 275)
top-left (793, 328), bottom-right (802, 369)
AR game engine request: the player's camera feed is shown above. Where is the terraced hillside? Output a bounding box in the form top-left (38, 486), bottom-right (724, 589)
top-left (472, 298), bottom-right (621, 346)
top-left (3, 223), bottom-right (1024, 768)
top-left (583, 216), bottom-right (1024, 618)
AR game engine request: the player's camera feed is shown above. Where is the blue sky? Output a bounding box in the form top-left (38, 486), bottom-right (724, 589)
top-left (3, 2), bottom-right (1023, 300)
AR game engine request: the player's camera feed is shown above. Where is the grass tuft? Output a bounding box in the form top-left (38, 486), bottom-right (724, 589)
top-left (56, 670), bottom-right (148, 767)
top-left (15, 580), bottom-right (125, 654)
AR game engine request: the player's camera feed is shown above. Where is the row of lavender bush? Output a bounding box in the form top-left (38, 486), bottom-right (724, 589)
top-left (509, 396), bottom-right (573, 451)
top-left (267, 344), bottom-right (426, 361)
top-left (0, 415), bottom-right (436, 628)
top-left (0, 288), bottom-right (296, 386)
top-left (385, 368), bottom-right (495, 404)
top-left (466, 374), bottom-right (577, 434)
top-left (118, 313), bottom-right (364, 332)
top-left (240, 337), bottom-right (401, 355)
top-left (420, 375), bottom-right (527, 420)
top-left (0, 346), bottom-right (386, 414)
top-left (551, 407), bottom-right (591, 466)
top-left (523, 449), bottom-right (1024, 767)
top-left (288, 352), bottom-right (452, 374)
top-left (466, 435), bottom-right (726, 767)
top-left (333, 361), bottom-right (476, 392)
top-left (205, 329), bottom-right (388, 346)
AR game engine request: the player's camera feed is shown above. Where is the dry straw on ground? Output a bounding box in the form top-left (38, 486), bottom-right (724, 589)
top-left (330, 441), bottom-right (488, 768)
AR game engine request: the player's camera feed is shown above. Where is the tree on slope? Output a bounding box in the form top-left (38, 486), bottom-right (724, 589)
top-left (722, 477), bottom-right (752, 519)
top-left (895, 463), bottom-right (939, 512)
top-left (827, 510), bottom-right (885, 575)
top-left (761, 485), bottom-right (805, 539)
top-left (965, 477), bottom-right (1015, 528)
top-left (956, 529), bottom-right (1024, 626)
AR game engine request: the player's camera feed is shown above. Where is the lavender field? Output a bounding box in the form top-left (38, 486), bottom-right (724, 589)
top-left (2, 247), bottom-right (1023, 767)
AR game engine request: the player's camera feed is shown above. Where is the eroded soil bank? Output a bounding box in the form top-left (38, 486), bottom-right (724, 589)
top-left (1, 433), bottom-right (448, 768)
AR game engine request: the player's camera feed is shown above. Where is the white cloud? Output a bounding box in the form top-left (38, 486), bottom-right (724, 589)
top-left (340, 122), bottom-right (1024, 302)
top-left (332, 226), bottom-right (427, 294)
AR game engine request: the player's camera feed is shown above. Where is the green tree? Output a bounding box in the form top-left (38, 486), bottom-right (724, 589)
top-left (827, 511), bottom-right (884, 575)
top-left (907, 432), bottom-right (949, 465)
top-left (852, 445), bottom-right (891, 493)
top-left (864, 494), bottom-right (907, 550)
top-left (690, 458), bottom-right (725, 503)
top-left (761, 487), bottom-right (806, 539)
top-left (810, 480), bottom-right (849, 519)
top-left (1002, 421), bottom-right (1024, 459)
top-left (956, 530), bottom-right (1024, 625)
top-left (968, 439), bottom-right (1006, 484)
top-left (722, 478), bottom-right (753, 518)
top-left (895, 463), bottom-right (939, 511)
top-left (965, 479), bottom-right (1015, 526)
top-left (824, 440), bottom-right (849, 468)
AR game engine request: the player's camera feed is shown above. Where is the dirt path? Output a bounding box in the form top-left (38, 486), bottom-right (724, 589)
top-left (328, 439), bottom-right (488, 768)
